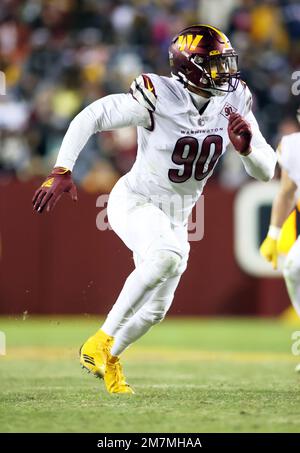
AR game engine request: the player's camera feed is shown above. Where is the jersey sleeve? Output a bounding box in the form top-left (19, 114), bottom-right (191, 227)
top-left (277, 134), bottom-right (298, 185)
top-left (238, 110), bottom-right (277, 181)
top-left (277, 136), bottom-right (292, 175)
top-left (55, 93), bottom-right (150, 171)
top-left (129, 74), bottom-right (158, 112)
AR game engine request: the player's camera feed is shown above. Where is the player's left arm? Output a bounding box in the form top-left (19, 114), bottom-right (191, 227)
top-left (240, 111), bottom-right (277, 181)
top-left (227, 88), bottom-right (277, 182)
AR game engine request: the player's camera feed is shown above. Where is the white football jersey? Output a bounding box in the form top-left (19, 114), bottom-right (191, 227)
top-left (55, 72), bottom-right (276, 226)
top-left (126, 73), bottom-right (252, 224)
top-left (279, 132), bottom-right (300, 188)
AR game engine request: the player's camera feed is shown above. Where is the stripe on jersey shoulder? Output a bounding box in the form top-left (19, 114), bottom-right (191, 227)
top-left (145, 110), bottom-right (155, 132)
top-left (135, 80), bottom-right (156, 111)
top-left (130, 74), bottom-right (157, 112)
top-left (141, 74), bottom-right (157, 98)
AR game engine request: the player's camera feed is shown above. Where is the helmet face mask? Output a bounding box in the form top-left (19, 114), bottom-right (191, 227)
top-left (169, 25), bottom-right (240, 96)
top-left (191, 52), bottom-right (239, 94)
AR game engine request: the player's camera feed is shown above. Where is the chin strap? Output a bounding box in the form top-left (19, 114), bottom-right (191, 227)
top-left (172, 71), bottom-right (229, 98)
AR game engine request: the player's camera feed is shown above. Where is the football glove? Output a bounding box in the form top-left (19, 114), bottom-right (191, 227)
top-left (228, 112), bottom-right (252, 155)
top-left (32, 167), bottom-right (77, 213)
top-left (260, 235), bottom-right (279, 270)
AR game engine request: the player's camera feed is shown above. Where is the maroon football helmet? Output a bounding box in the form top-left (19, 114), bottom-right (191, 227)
top-left (169, 24), bottom-right (240, 96)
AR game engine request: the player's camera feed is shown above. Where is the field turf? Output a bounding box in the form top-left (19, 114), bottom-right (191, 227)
top-left (0, 316), bottom-right (300, 433)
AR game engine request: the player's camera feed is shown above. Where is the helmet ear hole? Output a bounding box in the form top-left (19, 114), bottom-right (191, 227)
top-left (200, 77), bottom-right (209, 85)
top-left (194, 55), bottom-right (204, 65)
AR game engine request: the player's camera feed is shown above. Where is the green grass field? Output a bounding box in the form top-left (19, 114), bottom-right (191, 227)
top-left (0, 316), bottom-right (300, 433)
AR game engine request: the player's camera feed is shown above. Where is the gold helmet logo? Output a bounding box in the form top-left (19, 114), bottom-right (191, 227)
top-left (177, 34), bottom-right (203, 51)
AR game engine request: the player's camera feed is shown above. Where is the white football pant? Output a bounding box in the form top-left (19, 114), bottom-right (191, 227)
top-left (101, 176), bottom-right (190, 356)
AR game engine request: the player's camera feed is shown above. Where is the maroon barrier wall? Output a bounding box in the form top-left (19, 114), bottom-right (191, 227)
top-left (0, 180), bottom-right (289, 316)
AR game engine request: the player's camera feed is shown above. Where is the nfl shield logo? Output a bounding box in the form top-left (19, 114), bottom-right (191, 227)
top-left (221, 102), bottom-right (237, 119)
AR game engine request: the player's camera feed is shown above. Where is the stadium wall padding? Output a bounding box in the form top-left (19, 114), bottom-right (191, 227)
top-left (0, 180), bottom-right (289, 316)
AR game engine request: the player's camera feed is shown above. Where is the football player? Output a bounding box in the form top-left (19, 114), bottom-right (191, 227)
top-left (260, 108), bottom-right (300, 327)
top-left (33, 25), bottom-right (276, 394)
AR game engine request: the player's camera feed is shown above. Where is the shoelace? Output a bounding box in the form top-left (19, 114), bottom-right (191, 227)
top-left (107, 359), bottom-right (127, 389)
top-left (96, 338), bottom-right (113, 359)
top-left (115, 361), bottom-right (126, 386)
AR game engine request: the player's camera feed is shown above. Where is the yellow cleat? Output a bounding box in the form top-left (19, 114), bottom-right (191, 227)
top-left (79, 329), bottom-right (114, 379)
top-left (104, 355), bottom-right (135, 394)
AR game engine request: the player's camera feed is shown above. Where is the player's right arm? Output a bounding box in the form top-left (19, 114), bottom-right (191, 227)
top-left (33, 77), bottom-right (156, 213)
top-left (260, 146), bottom-right (297, 269)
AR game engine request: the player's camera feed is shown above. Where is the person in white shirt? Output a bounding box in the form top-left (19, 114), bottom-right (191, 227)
top-left (33, 24), bottom-right (276, 394)
top-left (260, 110), bottom-right (300, 370)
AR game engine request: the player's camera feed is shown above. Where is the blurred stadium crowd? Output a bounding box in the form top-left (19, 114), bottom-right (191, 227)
top-left (0, 0), bottom-right (300, 191)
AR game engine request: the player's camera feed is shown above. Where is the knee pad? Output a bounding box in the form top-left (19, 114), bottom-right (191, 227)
top-left (138, 250), bottom-right (182, 288)
top-left (157, 249), bottom-right (182, 275)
